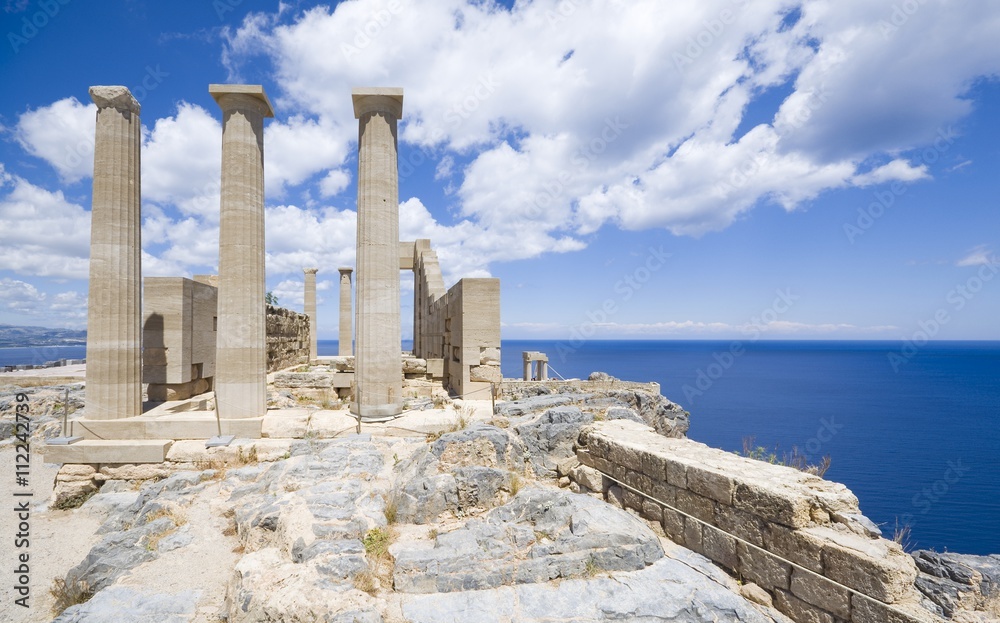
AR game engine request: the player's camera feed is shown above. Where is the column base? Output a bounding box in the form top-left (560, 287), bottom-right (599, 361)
top-left (350, 402), bottom-right (403, 422)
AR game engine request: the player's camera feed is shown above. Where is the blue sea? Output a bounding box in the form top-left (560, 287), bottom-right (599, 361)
top-left (493, 339), bottom-right (1000, 556)
top-left (5, 340), bottom-right (996, 555)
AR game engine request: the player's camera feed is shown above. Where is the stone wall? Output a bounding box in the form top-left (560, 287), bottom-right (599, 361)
top-left (573, 419), bottom-right (942, 623)
top-left (410, 239), bottom-right (501, 398)
top-left (143, 277), bottom-right (218, 401)
top-left (265, 305), bottom-right (309, 373)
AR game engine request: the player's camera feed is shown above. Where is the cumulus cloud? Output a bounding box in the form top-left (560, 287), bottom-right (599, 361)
top-left (0, 172), bottom-right (90, 278)
top-left (15, 96), bottom-right (95, 183)
top-left (220, 0), bottom-right (1000, 249)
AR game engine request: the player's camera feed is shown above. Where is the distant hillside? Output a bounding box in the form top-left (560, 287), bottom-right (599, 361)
top-left (0, 324), bottom-right (87, 348)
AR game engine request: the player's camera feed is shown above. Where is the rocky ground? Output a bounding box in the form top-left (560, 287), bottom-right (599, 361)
top-left (1, 374), bottom-right (997, 622)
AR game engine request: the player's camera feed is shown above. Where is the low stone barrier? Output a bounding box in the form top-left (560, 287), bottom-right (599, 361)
top-left (574, 420), bottom-right (942, 623)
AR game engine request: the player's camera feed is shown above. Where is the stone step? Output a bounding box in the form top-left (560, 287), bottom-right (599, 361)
top-left (42, 439), bottom-right (173, 464)
top-left (71, 415), bottom-right (262, 441)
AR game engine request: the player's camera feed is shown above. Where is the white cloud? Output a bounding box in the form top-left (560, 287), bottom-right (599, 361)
top-left (15, 96), bottom-right (95, 183)
top-left (956, 245), bottom-right (997, 268)
top-left (0, 277), bottom-right (46, 311)
top-left (0, 173), bottom-right (90, 278)
top-left (142, 102), bottom-right (222, 219)
top-left (319, 169), bottom-right (351, 197)
top-left (221, 0), bottom-right (1000, 251)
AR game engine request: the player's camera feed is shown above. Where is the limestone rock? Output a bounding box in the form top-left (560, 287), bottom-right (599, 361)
top-left (403, 358), bottom-right (428, 374)
top-left (392, 487), bottom-right (663, 593)
top-left (480, 347), bottom-right (501, 365)
top-left (512, 406), bottom-right (594, 478)
top-left (495, 393), bottom-right (589, 417)
top-left (401, 547), bottom-right (790, 622)
top-left (52, 586), bottom-right (200, 623)
top-left (912, 550), bottom-right (1000, 619)
top-left (469, 364), bottom-right (501, 383)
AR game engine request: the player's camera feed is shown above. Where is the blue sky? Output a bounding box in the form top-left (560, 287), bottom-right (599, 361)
top-left (1, 0), bottom-right (998, 340)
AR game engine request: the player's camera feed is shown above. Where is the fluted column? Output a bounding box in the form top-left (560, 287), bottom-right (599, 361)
top-left (303, 268), bottom-right (318, 362)
top-left (210, 84), bottom-right (274, 419)
top-left (351, 87), bottom-right (403, 420)
top-left (86, 86), bottom-right (142, 420)
top-left (338, 267), bottom-right (353, 356)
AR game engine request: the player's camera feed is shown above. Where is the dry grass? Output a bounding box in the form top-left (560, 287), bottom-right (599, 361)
top-left (143, 506), bottom-right (187, 551)
top-left (583, 556), bottom-right (602, 578)
top-left (740, 436), bottom-right (832, 478)
top-left (49, 577), bottom-right (93, 615)
top-left (384, 494), bottom-right (399, 525)
top-left (354, 526), bottom-right (397, 595)
top-left (52, 489), bottom-right (96, 510)
top-left (892, 520), bottom-right (913, 552)
top-left (508, 472), bottom-right (524, 496)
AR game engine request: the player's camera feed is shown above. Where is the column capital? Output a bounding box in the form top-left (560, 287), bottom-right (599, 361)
top-left (303, 267), bottom-right (319, 275)
top-left (352, 87), bottom-right (403, 119)
top-left (338, 267), bottom-right (354, 275)
top-left (209, 84), bottom-right (275, 118)
top-left (89, 86), bottom-right (140, 115)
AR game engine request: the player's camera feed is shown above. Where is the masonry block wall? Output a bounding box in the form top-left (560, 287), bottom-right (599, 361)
top-left (573, 420), bottom-right (941, 623)
top-left (143, 279), bottom-right (310, 402)
top-left (411, 239), bottom-right (501, 398)
top-left (143, 277), bottom-right (217, 401)
top-left (265, 304), bottom-right (310, 372)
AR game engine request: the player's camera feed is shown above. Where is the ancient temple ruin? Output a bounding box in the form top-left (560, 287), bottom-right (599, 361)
top-left (44, 84), bottom-right (500, 463)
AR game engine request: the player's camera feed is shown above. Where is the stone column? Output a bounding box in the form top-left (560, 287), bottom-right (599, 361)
top-left (210, 84), bottom-right (274, 419)
top-left (85, 86), bottom-right (142, 420)
top-left (303, 268), bottom-right (318, 362)
top-left (352, 87), bottom-right (403, 420)
top-left (338, 267), bottom-right (353, 356)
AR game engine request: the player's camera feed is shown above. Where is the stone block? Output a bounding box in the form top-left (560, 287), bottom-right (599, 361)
top-left (469, 365), bottom-right (501, 383)
top-left (737, 541), bottom-right (791, 591)
top-left (764, 523), bottom-right (825, 574)
top-left (640, 450), bottom-right (667, 481)
top-left (683, 518), bottom-right (703, 553)
top-left (822, 536), bottom-right (918, 603)
top-left (664, 459), bottom-right (687, 488)
top-left (733, 481), bottom-right (812, 528)
top-left (96, 464), bottom-right (174, 482)
top-left (568, 464), bottom-right (606, 492)
top-left (702, 526), bottom-right (738, 570)
top-left (774, 589), bottom-right (835, 623)
top-left (44, 440), bottom-right (173, 464)
top-left (636, 495), bottom-right (661, 521)
top-left (790, 568), bottom-right (851, 619)
top-left (686, 464), bottom-right (735, 505)
top-left (850, 595), bottom-right (939, 623)
top-left (662, 507), bottom-right (685, 544)
top-left (674, 489), bottom-right (715, 523)
top-left (714, 504), bottom-right (767, 547)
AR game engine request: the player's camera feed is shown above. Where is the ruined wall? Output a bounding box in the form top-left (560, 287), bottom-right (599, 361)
top-left (411, 239), bottom-right (501, 398)
top-left (573, 420), bottom-right (940, 623)
top-left (143, 277), bottom-right (217, 401)
top-left (265, 305), bottom-right (309, 373)
top-left (143, 279), bottom-right (309, 402)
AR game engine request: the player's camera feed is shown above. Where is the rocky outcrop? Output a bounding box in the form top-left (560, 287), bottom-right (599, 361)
top-left (392, 486), bottom-right (664, 593)
top-left (392, 425), bottom-right (530, 524)
top-left (912, 550), bottom-right (1000, 620)
top-left (495, 379), bottom-right (690, 438)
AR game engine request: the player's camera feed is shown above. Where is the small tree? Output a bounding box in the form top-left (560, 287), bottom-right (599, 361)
top-left (265, 291), bottom-right (278, 306)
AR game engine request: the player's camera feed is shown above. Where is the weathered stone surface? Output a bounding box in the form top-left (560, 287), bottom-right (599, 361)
top-left (773, 589), bottom-right (834, 623)
top-left (52, 586), bottom-right (200, 623)
top-left (568, 464), bottom-right (606, 492)
top-left (513, 407), bottom-right (594, 478)
top-left (392, 487), bottom-right (663, 593)
top-left (912, 550), bottom-right (1000, 619)
top-left (790, 569), bottom-right (851, 619)
top-left (738, 541), bottom-right (791, 592)
top-left (494, 394), bottom-right (588, 417)
top-left (403, 358), bottom-right (428, 374)
top-left (401, 547), bottom-right (792, 622)
top-left (273, 372), bottom-right (332, 389)
top-left (816, 526), bottom-right (917, 603)
top-left (469, 364), bottom-right (501, 383)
